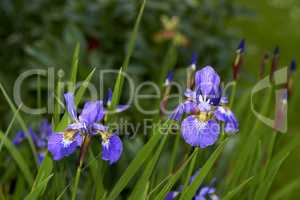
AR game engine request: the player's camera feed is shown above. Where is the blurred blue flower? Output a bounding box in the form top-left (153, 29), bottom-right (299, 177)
top-left (48, 92), bottom-right (123, 164)
top-left (104, 88), bottom-right (129, 113)
top-left (169, 65), bottom-right (238, 148)
top-left (13, 120), bottom-right (53, 164)
top-left (165, 171), bottom-right (219, 200)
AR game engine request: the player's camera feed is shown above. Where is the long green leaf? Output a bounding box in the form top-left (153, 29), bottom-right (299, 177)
top-left (0, 83), bottom-right (38, 165)
top-left (31, 154), bottom-right (53, 194)
top-left (107, 130), bottom-right (162, 200)
top-left (110, 0), bottom-right (146, 110)
top-left (24, 174), bottom-right (54, 200)
top-left (179, 140), bottom-right (227, 200)
top-left (222, 177), bottom-right (254, 200)
top-left (0, 131), bottom-right (34, 185)
top-left (129, 135), bottom-right (168, 200)
top-left (153, 149), bottom-right (198, 200)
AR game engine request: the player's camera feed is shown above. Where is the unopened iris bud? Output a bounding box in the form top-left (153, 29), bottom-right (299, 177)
top-left (189, 52), bottom-right (197, 71)
top-left (270, 46), bottom-right (280, 82)
top-left (164, 71), bottom-right (174, 86)
top-left (232, 39), bottom-right (245, 80)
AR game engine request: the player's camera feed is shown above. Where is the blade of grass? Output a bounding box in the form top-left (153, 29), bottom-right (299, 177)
top-left (254, 152), bottom-right (290, 200)
top-left (0, 83), bottom-right (38, 165)
top-left (107, 132), bottom-right (162, 200)
top-left (0, 131), bottom-right (34, 185)
top-left (70, 42), bottom-right (80, 87)
top-left (24, 174), bottom-right (54, 200)
top-left (110, 0), bottom-right (146, 112)
top-left (183, 148), bottom-right (200, 187)
top-left (26, 155), bottom-right (53, 199)
top-left (272, 177), bottom-right (300, 200)
top-left (128, 135), bottom-right (168, 200)
top-left (179, 139), bottom-right (228, 200)
top-left (153, 149), bottom-right (198, 200)
top-left (222, 177), bottom-right (254, 200)
top-left (0, 103), bottom-right (22, 152)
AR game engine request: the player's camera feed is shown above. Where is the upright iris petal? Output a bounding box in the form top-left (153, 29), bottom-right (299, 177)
top-left (79, 101), bottom-right (104, 125)
top-left (102, 134), bottom-right (123, 165)
top-left (181, 116), bottom-right (220, 148)
top-left (195, 66), bottom-right (220, 97)
top-left (64, 92), bottom-right (77, 120)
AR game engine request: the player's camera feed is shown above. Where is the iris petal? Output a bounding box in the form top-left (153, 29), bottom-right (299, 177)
top-left (102, 134), bottom-right (123, 164)
top-left (181, 116), bottom-right (220, 148)
top-left (48, 133), bottom-right (81, 160)
top-left (195, 66), bottom-right (220, 96)
top-left (79, 101), bottom-right (105, 124)
top-left (64, 93), bottom-right (77, 120)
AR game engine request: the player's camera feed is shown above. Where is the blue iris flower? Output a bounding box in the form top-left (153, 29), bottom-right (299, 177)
top-left (48, 92), bottom-right (124, 164)
top-left (165, 171), bottom-right (219, 200)
top-left (13, 120), bottom-right (52, 164)
top-left (169, 65), bottom-right (238, 148)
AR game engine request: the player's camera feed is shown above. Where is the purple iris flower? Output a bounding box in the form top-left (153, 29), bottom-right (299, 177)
top-left (165, 171), bottom-right (219, 200)
top-left (214, 97), bottom-right (239, 134)
top-left (169, 65), bottom-right (238, 148)
top-left (105, 88), bottom-right (129, 113)
top-left (12, 120), bottom-right (53, 164)
top-left (48, 92), bottom-right (123, 164)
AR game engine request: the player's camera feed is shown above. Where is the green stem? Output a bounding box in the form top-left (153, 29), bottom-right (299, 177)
top-left (71, 136), bottom-right (91, 200)
top-left (229, 81), bottom-right (237, 109)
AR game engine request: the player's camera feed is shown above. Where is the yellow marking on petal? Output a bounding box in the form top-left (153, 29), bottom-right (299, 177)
top-left (63, 130), bottom-right (76, 141)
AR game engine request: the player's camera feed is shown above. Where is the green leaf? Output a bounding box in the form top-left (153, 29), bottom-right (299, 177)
top-left (31, 154), bottom-right (53, 194)
top-left (179, 140), bottom-right (227, 200)
top-left (254, 152), bottom-right (290, 200)
top-left (107, 129), bottom-right (162, 200)
top-left (272, 178), bottom-right (300, 200)
top-left (55, 68), bottom-right (96, 131)
top-left (153, 149), bottom-right (198, 200)
top-left (110, 0), bottom-right (146, 111)
top-left (129, 135), bottom-right (168, 200)
top-left (222, 177), bottom-right (254, 200)
top-left (0, 83), bottom-right (38, 165)
top-left (0, 131), bottom-right (34, 185)
top-left (24, 174), bottom-right (54, 200)
top-left (70, 42), bottom-right (80, 88)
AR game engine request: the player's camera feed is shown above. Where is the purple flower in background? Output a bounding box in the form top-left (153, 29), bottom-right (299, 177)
top-left (12, 120), bottom-right (53, 164)
top-left (105, 88), bottom-right (129, 113)
top-left (169, 65), bottom-right (238, 148)
top-left (165, 170), bottom-right (219, 200)
top-left (48, 92), bottom-right (123, 164)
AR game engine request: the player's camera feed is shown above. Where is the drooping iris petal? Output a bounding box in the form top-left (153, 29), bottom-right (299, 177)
top-left (115, 104), bottom-right (130, 113)
top-left (48, 133), bottom-right (82, 160)
top-left (214, 106), bottom-right (239, 134)
top-left (102, 134), bottom-right (123, 164)
top-left (12, 131), bottom-right (25, 145)
top-left (224, 117), bottom-right (239, 134)
top-left (181, 116), bottom-right (220, 148)
top-left (79, 101), bottom-right (104, 124)
top-left (195, 66), bottom-right (220, 96)
top-left (64, 92), bottom-right (77, 120)
top-left (195, 186), bottom-right (219, 200)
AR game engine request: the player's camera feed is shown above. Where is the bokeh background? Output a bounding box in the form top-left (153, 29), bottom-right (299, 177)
top-left (0, 0), bottom-right (300, 199)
